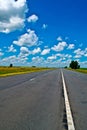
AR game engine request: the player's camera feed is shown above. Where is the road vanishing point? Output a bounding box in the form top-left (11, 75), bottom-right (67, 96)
top-left (0, 69), bottom-right (87, 130)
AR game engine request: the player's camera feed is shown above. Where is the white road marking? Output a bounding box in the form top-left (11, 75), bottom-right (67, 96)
top-left (61, 70), bottom-right (75, 130)
top-left (30, 78), bottom-right (35, 81)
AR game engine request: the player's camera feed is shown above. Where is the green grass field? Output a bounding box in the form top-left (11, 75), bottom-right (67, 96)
top-left (68, 68), bottom-right (87, 74)
top-left (0, 66), bottom-right (55, 77)
top-left (75, 68), bottom-right (87, 74)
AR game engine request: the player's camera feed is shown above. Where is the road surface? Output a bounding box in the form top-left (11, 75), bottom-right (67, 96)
top-left (0, 69), bottom-right (87, 130)
top-left (63, 69), bottom-right (87, 130)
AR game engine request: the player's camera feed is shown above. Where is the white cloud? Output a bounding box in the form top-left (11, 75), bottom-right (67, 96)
top-left (0, 0), bottom-right (27, 33)
top-left (85, 48), bottom-right (87, 51)
top-left (0, 48), bottom-right (4, 56)
top-left (19, 47), bottom-right (30, 60)
top-left (74, 48), bottom-right (84, 55)
top-left (1, 55), bottom-right (28, 65)
top-left (84, 54), bottom-right (87, 57)
top-left (0, 52), bottom-right (4, 56)
top-left (31, 56), bottom-right (44, 66)
top-left (47, 55), bottom-right (57, 60)
top-left (57, 36), bottom-right (62, 41)
top-left (13, 29), bottom-right (38, 46)
top-left (32, 56), bottom-right (43, 61)
top-left (84, 48), bottom-right (87, 57)
top-left (0, 16), bottom-right (25, 33)
top-left (41, 49), bottom-right (50, 55)
top-left (42, 24), bottom-right (48, 29)
top-left (51, 41), bottom-right (67, 52)
top-left (56, 53), bottom-right (72, 60)
top-left (32, 47), bottom-right (41, 55)
top-left (65, 54), bottom-right (72, 58)
top-left (27, 14), bottom-right (38, 23)
top-left (80, 61), bottom-right (87, 68)
top-left (74, 55), bottom-right (82, 58)
top-left (56, 53), bottom-right (63, 57)
top-left (74, 48), bottom-right (87, 58)
top-left (2, 55), bottom-right (17, 63)
top-left (67, 44), bottom-right (75, 49)
top-left (74, 48), bottom-right (84, 58)
top-left (20, 47), bottom-right (29, 54)
top-left (8, 45), bottom-right (16, 52)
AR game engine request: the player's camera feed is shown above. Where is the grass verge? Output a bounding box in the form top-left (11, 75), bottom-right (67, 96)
top-left (0, 66), bottom-right (55, 77)
top-left (67, 68), bottom-right (87, 74)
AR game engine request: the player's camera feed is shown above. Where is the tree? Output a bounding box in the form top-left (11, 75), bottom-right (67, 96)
top-left (69, 60), bottom-right (80, 69)
top-left (32, 66), bottom-right (36, 68)
top-left (9, 64), bottom-right (13, 67)
top-left (64, 66), bottom-right (68, 68)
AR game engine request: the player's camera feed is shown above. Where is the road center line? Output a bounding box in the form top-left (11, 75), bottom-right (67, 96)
top-left (61, 70), bottom-right (75, 130)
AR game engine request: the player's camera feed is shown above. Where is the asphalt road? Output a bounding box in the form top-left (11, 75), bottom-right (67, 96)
top-left (0, 69), bottom-right (87, 130)
top-left (0, 70), bottom-right (64, 130)
top-left (63, 69), bottom-right (87, 130)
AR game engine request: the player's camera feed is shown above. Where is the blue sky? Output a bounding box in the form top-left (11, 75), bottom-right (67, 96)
top-left (0, 0), bottom-right (87, 67)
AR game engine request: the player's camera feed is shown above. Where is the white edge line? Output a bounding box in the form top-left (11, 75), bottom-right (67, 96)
top-left (61, 70), bottom-right (75, 130)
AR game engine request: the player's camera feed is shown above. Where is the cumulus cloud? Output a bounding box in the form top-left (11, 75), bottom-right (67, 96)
top-left (47, 55), bottom-right (57, 60)
top-left (0, 49), bottom-right (4, 56)
top-left (57, 36), bottom-right (62, 41)
top-left (8, 45), bottom-right (17, 52)
top-left (56, 53), bottom-right (72, 59)
top-left (27, 14), bottom-right (38, 23)
top-left (74, 48), bottom-right (87, 58)
top-left (2, 55), bottom-right (17, 64)
top-left (74, 48), bottom-right (84, 58)
top-left (74, 48), bottom-right (84, 55)
top-left (42, 24), bottom-right (48, 29)
top-left (20, 47), bottom-right (29, 54)
top-left (0, 52), bottom-right (4, 56)
top-left (0, 0), bottom-right (27, 33)
top-left (67, 44), bottom-right (75, 49)
top-left (1, 55), bottom-right (28, 65)
top-left (80, 61), bottom-right (87, 67)
top-left (65, 54), bottom-right (72, 58)
top-left (4, 47), bottom-right (29, 64)
top-left (32, 56), bottom-right (43, 61)
top-left (84, 48), bottom-right (87, 57)
top-left (41, 49), bottom-right (50, 55)
top-left (51, 41), bottom-right (67, 52)
top-left (32, 47), bottom-right (41, 55)
top-left (32, 56), bottom-right (44, 66)
top-left (19, 47), bottom-right (29, 59)
top-left (13, 29), bottom-right (38, 46)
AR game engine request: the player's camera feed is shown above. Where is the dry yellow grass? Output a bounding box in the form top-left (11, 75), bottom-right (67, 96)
top-left (0, 66), bottom-right (55, 77)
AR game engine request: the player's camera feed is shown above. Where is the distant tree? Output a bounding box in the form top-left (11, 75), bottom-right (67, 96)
top-left (64, 66), bottom-right (68, 68)
top-left (69, 60), bottom-right (80, 69)
top-left (32, 66), bottom-right (36, 68)
top-left (9, 64), bottom-right (13, 67)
